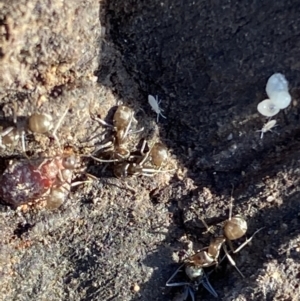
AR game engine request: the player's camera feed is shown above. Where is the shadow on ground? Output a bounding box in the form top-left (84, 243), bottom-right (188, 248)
top-left (95, 0), bottom-right (300, 300)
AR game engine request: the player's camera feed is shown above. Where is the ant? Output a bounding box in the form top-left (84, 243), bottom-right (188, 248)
top-left (166, 199), bottom-right (263, 300)
top-left (112, 140), bottom-right (171, 178)
top-left (90, 105), bottom-right (143, 161)
top-left (0, 103), bottom-right (69, 151)
top-left (0, 103), bottom-right (92, 209)
top-left (88, 105), bottom-right (174, 178)
top-left (195, 201), bottom-right (264, 278)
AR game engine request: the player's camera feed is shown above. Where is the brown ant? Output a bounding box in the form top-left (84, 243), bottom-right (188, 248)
top-left (86, 105), bottom-right (175, 184)
top-left (166, 201), bottom-right (263, 300)
top-left (27, 108), bottom-right (69, 150)
top-left (0, 104), bottom-right (69, 151)
top-left (90, 105), bottom-right (143, 161)
top-left (112, 140), bottom-right (173, 178)
top-left (88, 106), bottom-right (172, 174)
top-left (193, 202), bottom-right (264, 278)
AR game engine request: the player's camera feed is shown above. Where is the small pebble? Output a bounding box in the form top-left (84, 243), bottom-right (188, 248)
top-left (132, 283), bottom-right (140, 292)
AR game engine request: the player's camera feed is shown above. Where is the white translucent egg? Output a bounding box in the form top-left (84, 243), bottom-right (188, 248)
top-left (271, 90), bottom-right (292, 109)
top-left (266, 73), bottom-right (288, 99)
top-left (257, 99), bottom-right (280, 117)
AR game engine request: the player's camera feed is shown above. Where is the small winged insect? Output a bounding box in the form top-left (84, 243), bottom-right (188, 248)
top-left (148, 94), bottom-right (166, 122)
top-left (166, 261), bottom-right (218, 301)
top-left (257, 119), bottom-right (277, 139)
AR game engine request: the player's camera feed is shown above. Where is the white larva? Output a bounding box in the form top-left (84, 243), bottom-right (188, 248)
top-left (265, 73), bottom-right (292, 109)
top-left (270, 90), bottom-right (291, 109)
top-left (258, 119), bottom-right (277, 139)
top-left (148, 94), bottom-right (166, 122)
top-left (257, 99), bottom-right (280, 117)
top-left (266, 73), bottom-right (288, 98)
top-left (258, 74), bottom-right (292, 118)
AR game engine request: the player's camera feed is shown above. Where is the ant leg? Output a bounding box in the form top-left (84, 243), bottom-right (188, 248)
top-left (138, 142), bottom-right (152, 166)
top-left (220, 227), bottom-right (264, 276)
top-left (20, 129), bottom-right (26, 152)
top-left (128, 127), bottom-right (144, 135)
top-left (121, 111), bottom-right (134, 141)
top-left (166, 264), bottom-right (190, 287)
top-left (233, 227), bottom-right (265, 254)
top-left (70, 180), bottom-right (94, 187)
top-left (222, 243), bottom-right (245, 278)
top-left (187, 287), bottom-right (195, 301)
top-left (92, 116), bottom-right (114, 128)
top-left (140, 139), bottom-right (149, 156)
top-left (92, 141), bottom-right (113, 155)
top-left (200, 218), bottom-right (214, 235)
top-left (83, 154), bottom-right (119, 163)
top-left (52, 107), bottom-right (69, 150)
top-left (140, 168), bottom-right (175, 176)
top-left (202, 272), bottom-right (218, 298)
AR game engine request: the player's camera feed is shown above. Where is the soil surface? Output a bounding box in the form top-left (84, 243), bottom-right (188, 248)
top-left (0, 1), bottom-right (300, 301)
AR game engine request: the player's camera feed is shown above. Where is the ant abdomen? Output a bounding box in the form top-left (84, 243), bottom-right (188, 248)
top-left (28, 113), bottom-right (53, 134)
top-left (62, 155), bottom-right (77, 170)
top-left (224, 215), bottom-right (247, 240)
top-left (150, 142), bottom-right (168, 167)
top-left (46, 185), bottom-right (69, 209)
top-left (113, 105), bottom-right (133, 130)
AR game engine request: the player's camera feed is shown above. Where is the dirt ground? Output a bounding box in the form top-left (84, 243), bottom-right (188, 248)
top-left (0, 0), bottom-right (300, 300)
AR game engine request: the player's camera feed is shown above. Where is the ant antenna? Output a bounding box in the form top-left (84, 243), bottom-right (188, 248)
top-left (228, 184), bottom-right (235, 221)
top-left (121, 111), bottom-right (134, 142)
top-left (13, 102), bottom-right (18, 124)
top-left (52, 107), bottom-right (69, 150)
